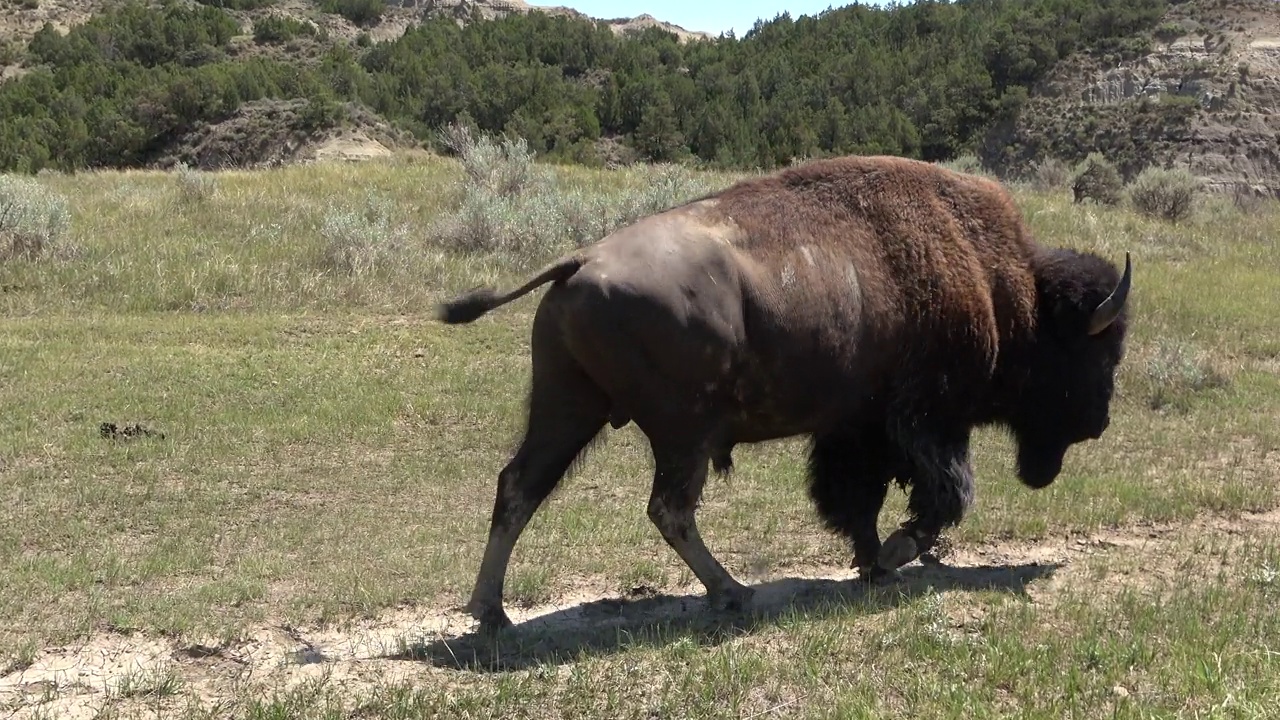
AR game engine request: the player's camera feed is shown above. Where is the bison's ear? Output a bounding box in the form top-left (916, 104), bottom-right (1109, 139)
top-left (1086, 252), bottom-right (1131, 336)
top-left (1034, 249), bottom-right (1132, 339)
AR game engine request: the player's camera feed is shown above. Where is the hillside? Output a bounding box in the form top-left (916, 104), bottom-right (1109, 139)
top-left (0, 0), bottom-right (711, 49)
top-left (0, 0), bottom-right (716, 169)
top-left (983, 0), bottom-right (1280, 194)
top-left (3, 0), bottom-right (1280, 195)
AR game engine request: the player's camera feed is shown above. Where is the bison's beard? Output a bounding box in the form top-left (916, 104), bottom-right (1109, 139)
top-left (1015, 439), bottom-right (1068, 489)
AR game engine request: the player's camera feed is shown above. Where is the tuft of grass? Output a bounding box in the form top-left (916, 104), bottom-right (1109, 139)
top-left (113, 665), bottom-right (184, 699)
top-left (0, 173), bottom-right (72, 260)
top-left (1, 638), bottom-right (38, 675)
top-left (1141, 338), bottom-right (1232, 412)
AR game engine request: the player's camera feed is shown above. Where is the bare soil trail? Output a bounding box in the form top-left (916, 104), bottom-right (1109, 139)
top-left (3, 509), bottom-right (1279, 719)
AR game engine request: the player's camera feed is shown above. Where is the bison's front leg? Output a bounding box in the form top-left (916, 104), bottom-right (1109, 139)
top-left (878, 429), bottom-right (975, 572)
top-left (806, 429), bottom-right (901, 580)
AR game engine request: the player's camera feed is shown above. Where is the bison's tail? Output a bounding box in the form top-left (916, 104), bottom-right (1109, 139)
top-left (436, 255), bottom-right (585, 324)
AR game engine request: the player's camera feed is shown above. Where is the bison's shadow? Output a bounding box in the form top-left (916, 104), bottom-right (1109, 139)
top-left (386, 559), bottom-right (1059, 673)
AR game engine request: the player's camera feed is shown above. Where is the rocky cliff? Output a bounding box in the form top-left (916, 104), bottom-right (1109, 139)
top-left (986, 0), bottom-right (1280, 195)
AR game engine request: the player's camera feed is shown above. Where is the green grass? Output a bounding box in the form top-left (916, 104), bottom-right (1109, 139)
top-left (1, 154), bottom-right (1279, 718)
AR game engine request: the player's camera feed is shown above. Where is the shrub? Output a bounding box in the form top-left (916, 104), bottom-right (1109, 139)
top-left (1127, 166), bottom-right (1203, 222)
top-left (431, 128), bottom-right (720, 262)
top-left (1230, 182), bottom-right (1266, 215)
top-left (174, 161), bottom-right (216, 203)
top-left (253, 15), bottom-right (317, 44)
top-left (194, 0), bottom-right (275, 8)
top-left (0, 40), bottom-right (21, 66)
top-left (937, 154), bottom-right (989, 178)
top-left (318, 0), bottom-right (384, 26)
top-left (1029, 156), bottom-right (1072, 192)
top-left (1143, 338), bottom-right (1229, 412)
top-left (0, 174), bottom-right (71, 260)
top-left (1071, 153), bottom-right (1123, 205)
top-left (439, 122), bottom-right (543, 198)
top-left (319, 193), bottom-right (410, 276)
top-left (613, 164), bottom-right (719, 225)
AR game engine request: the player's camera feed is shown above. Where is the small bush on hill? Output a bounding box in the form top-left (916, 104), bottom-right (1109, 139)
top-left (1127, 166), bottom-right (1203, 222)
top-left (0, 40), bottom-right (21, 66)
top-left (253, 16), bottom-right (317, 44)
top-left (0, 174), bottom-right (71, 260)
top-left (1230, 182), bottom-right (1267, 215)
top-left (319, 0), bottom-right (384, 26)
top-left (1072, 153), bottom-right (1123, 205)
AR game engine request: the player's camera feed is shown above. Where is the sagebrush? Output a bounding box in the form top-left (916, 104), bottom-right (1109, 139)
top-left (431, 129), bottom-right (720, 262)
top-left (0, 174), bottom-right (71, 260)
top-left (1029, 157), bottom-right (1073, 192)
top-left (1072, 153), bottom-right (1123, 205)
top-left (319, 192), bottom-right (412, 276)
top-left (1128, 166), bottom-right (1203, 222)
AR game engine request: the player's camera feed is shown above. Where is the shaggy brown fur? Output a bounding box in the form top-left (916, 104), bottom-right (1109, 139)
top-left (438, 155), bottom-right (1131, 633)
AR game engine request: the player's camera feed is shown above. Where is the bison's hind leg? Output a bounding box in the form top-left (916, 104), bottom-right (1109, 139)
top-left (464, 313), bottom-right (610, 634)
top-left (646, 432), bottom-right (753, 614)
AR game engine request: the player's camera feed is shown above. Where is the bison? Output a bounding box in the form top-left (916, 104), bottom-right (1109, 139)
top-left (437, 155), bottom-right (1132, 633)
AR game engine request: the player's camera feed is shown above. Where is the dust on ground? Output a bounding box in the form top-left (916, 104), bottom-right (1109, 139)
top-left (3, 508), bottom-right (1278, 718)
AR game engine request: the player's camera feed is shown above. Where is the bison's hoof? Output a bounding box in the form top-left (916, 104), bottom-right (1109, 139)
top-left (877, 529), bottom-right (920, 571)
top-left (710, 584), bottom-right (755, 614)
top-left (465, 600), bottom-right (514, 635)
top-left (857, 565), bottom-right (903, 585)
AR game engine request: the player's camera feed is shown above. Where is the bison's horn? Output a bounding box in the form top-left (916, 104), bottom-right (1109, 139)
top-left (1087, 252), bottom-right (1132, 335)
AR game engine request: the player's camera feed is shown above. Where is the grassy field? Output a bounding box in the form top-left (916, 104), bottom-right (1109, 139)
top-left (2, 148), bottom-right (1279, 719)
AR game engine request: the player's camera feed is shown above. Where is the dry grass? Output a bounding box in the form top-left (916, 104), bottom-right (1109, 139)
top-left (2, 150), bottom-right (1279, 718)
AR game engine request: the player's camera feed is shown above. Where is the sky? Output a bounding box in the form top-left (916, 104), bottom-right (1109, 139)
top-left (543, 1), bottom-right (885, 38)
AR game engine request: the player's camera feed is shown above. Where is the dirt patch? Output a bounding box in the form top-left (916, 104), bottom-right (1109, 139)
top-left (312, 129), bottom-right (393, 163)
top-left (3, 509), bottom-right (1278, 717)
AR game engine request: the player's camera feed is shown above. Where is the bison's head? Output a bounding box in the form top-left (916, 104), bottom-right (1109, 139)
top-left (1009, 249), bottom-right (1132, 489)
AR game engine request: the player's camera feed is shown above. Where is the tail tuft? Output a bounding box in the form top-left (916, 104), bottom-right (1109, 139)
top-left (435, 255), bottom-right (585, 325)
top-left (437, 287), bottom-right (501, 324)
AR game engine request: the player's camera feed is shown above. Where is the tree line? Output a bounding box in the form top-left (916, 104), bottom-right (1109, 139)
top-left (0, 0), bottom-right (1170, 173)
